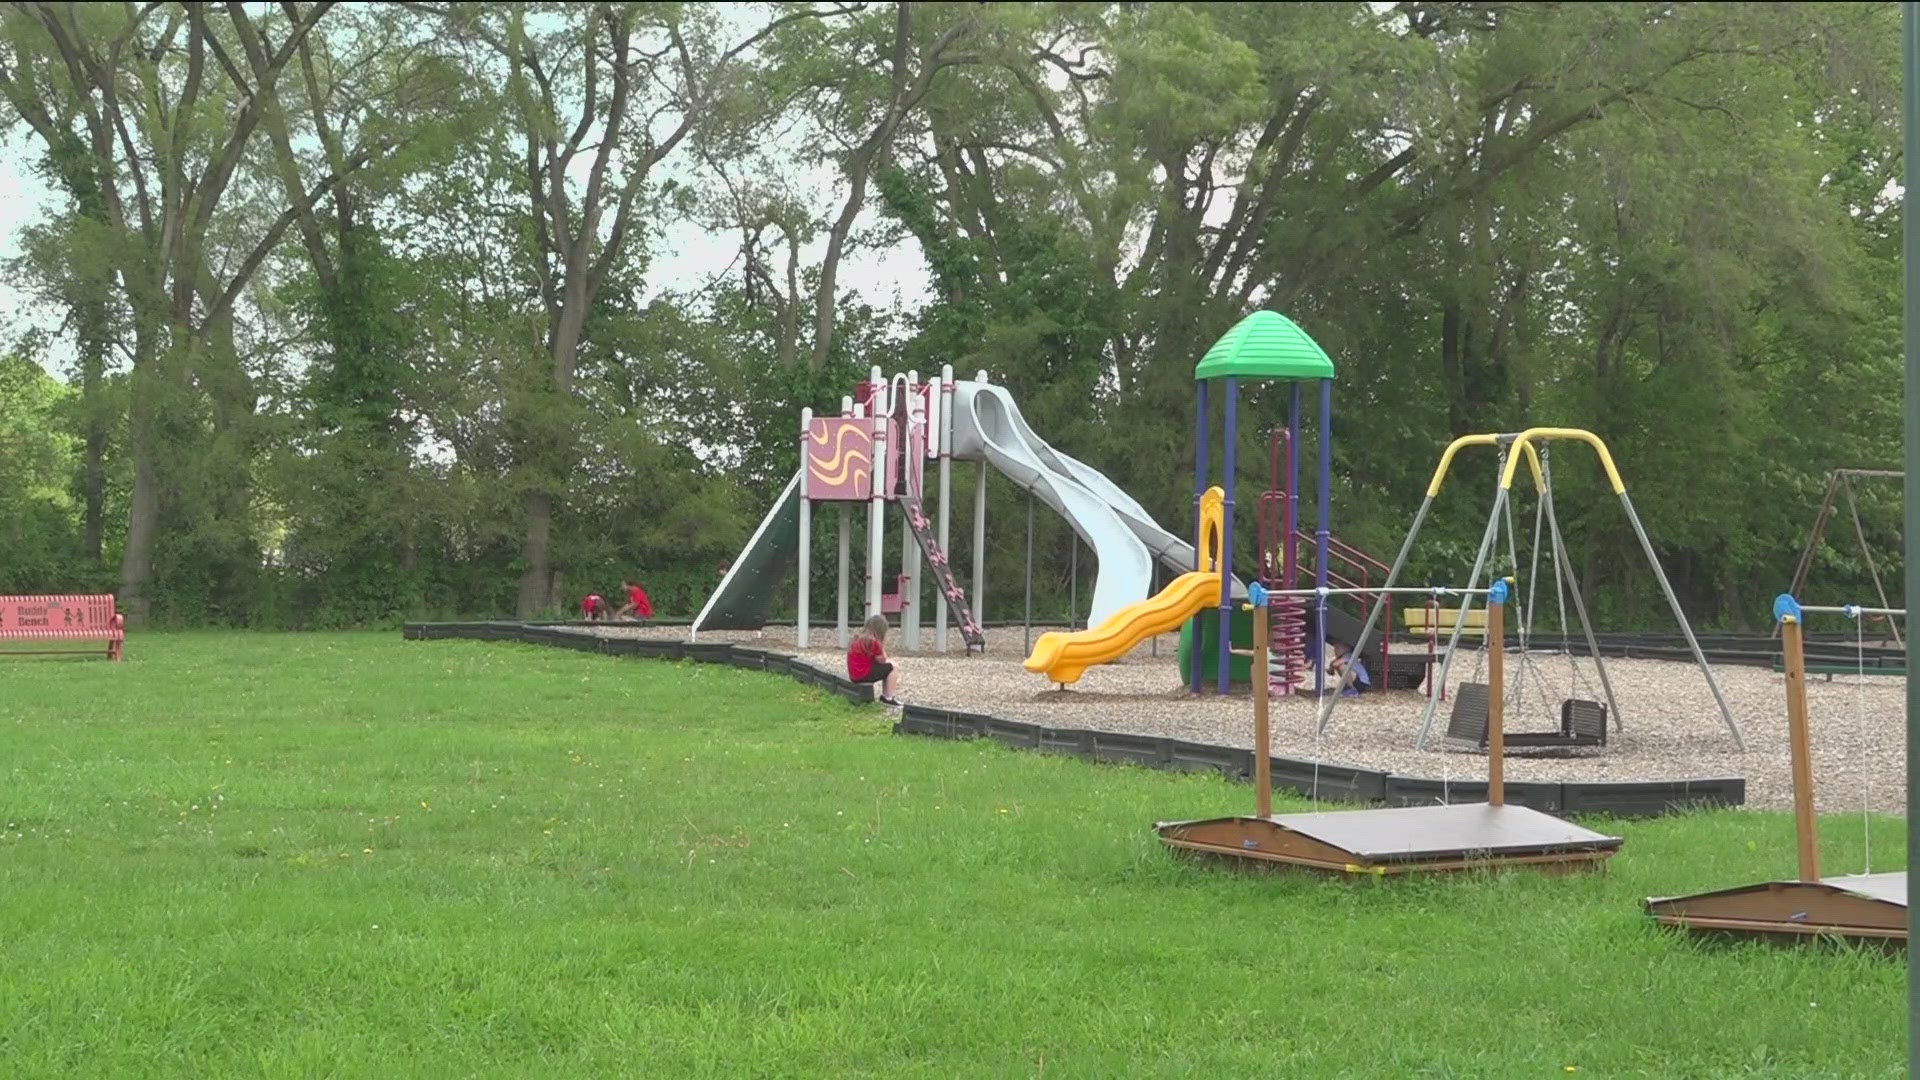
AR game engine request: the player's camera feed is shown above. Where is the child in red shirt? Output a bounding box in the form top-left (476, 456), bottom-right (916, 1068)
top-left (846, 614), bottom-right (900, 705)
top-left (617, 579), bottom-right (653, 621)
top-left (581, 593), bottom-right (609, 621)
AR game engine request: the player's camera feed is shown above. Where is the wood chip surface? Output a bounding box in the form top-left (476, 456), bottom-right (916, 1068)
top-left (587, 622), bottom-right (1908, 814)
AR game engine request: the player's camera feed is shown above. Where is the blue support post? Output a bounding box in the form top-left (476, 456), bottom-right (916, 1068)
top-left (1191, 379), bottom-right (1209, 693)
top-left (1218, 377), bottom-right (1239, 694)
top-left (1314, 378), bottom-right (1332, 697)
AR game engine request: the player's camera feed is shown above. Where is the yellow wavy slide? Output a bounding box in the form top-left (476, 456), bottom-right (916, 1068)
top-left (1024, 486), bottom-right (1226, 686)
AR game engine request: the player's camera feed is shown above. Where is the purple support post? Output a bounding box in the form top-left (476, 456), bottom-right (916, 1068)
top-left (1314, 378), bottom-right (1332, 697)
top-left (1191, 379), bottom-right (1209, 693)
top-left (1286, 383), bottom-right (1301, 591)
top-left (1218, 377), bottom-right (1239, 695)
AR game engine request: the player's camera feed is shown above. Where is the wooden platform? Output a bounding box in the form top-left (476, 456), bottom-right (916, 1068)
top-left (1645, 871), bottom-right (1909, 942)
top-left (1155, 802), bottom-right (1623, 875)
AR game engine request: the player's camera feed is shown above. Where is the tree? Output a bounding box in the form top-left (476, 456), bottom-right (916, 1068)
top-left (0, 2), bottom-right (375, 619)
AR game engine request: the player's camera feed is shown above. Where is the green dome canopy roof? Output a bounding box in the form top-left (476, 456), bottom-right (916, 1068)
top-left (1193, 311), bottom-right (1335, 382)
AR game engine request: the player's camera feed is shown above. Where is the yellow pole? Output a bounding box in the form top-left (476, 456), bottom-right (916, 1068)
top-left (1781, 615), bottom-right (1820, 881)
top-left (1488, 587), bottom-right (1505, 807)
top-left (1253, 599), bottom-right (1272, 819)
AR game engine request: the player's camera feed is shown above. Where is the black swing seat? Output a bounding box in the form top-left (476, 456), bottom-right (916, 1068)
top-left (1443, 682), bottom-right (1608, 750)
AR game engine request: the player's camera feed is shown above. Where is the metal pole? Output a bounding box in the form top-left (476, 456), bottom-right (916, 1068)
top-left (1488, 582), bottom-right (1506, 807)
top-left (1024, 488), bottom-right (1034, 655)
top-left (1618, 493), bottom-right (1744, 750)
top-left (866, 371), bottom-right (887, 619)
top-left (1414, 487), bottom-right (1512, 749)
top-left (1315, 497), bottom-right (1438, 735)
top-left (1543, 469), bottom-right (1623, 731)
top-left (1287, 383), bottom-right (1301, 591)
top-left (838, 394), bottom-right (853, 649)
top-left (1253, 592), bottom-right (1272, 818)
top-left (1780, 611), bottom-right (1820, 881)
top-left (1192, 378), bottom-right (1209, 694)
top-left (903, 372), bottom-right (922, 650)
top-left (1218, 377), bottom-right (1239, 695)
top-left (1314, 378), bottom-right (1332, 698)
top-left (937, 366), bottom-right (954, 652)
top-left (1545, 450), bottom-right (1571, 645)
top-left (1263, 586), bottom-right (1492, 598)
top-left (798, 407), bottom-right (812, 648)
top-left (972, 369), bottom-right (990, 629)
top-left (1780, 471), bottom-right (1842, 636)
top-left (1525, 467), bottom-right (1546, 641)
top-left (1842, 474), bottom-right (1904, 647)
top-left (1069, 534), bottom-right (1078, 629)
top-left (1901, 8), bottom-right (1919, 1044)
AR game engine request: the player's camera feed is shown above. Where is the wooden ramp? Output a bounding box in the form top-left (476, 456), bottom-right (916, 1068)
top-left (1645, 872), bottom-right (1909, 943)
top-left (1156, 802), bottom-right (1622, 875)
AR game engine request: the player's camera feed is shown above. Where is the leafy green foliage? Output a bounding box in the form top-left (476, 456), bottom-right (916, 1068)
top-left (0, 1), bottom-right (1907, 629)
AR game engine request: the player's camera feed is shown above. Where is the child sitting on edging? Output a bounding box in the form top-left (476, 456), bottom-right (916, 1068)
top-left (847, 614), bottom-right (901, 706)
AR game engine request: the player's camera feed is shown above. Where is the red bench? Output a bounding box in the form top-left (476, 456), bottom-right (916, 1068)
top-left (0, 594), bottom-right (125, 660)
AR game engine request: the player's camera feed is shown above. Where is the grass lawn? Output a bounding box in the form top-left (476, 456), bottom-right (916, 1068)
top-left (0, 632), bottom-right (1905, 1078)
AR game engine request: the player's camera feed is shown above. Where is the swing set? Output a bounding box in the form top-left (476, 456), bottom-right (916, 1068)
top-left (1319, 427), bottom-right (1745, 752)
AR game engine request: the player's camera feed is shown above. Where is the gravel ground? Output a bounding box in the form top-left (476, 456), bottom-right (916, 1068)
top-left (587, 621), bottom-right (1908, 814)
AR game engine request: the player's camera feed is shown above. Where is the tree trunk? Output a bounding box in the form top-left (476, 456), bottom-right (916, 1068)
top-left (517, 489), bottom-right (555, 618)
top-left (118, 323), bottom-right (163, 622)
top-left (515, 301), bottom-right (588, 619)
top-left (78, 296), bottom-right (108, 564)
top-left (120, 430), bottom-right (161, 623)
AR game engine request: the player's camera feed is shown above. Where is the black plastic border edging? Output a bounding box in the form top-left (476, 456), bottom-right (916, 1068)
top-left (402, 622), bottom-right (1741, 819)
top-left (891, 704), bottom-right (1743, 820)
top-left (402, 622), bottom-right (874, 706)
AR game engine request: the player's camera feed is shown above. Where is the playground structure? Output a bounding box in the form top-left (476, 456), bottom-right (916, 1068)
top-left (1023, 310), bottom-right (1424, 692)
top-left (693, 366), bottom-right (1216, 651)
top-left (1645, 596), bottom-right (1909, 943)
top-left (1780, 468), bottom-right (1905, 647)
top-left (1156, 579), bottom-right (1624, 874)
top-left (1188, 311), bottom-right (1335, 696)
top-left (1316, 428), bottom-right (1745, 752)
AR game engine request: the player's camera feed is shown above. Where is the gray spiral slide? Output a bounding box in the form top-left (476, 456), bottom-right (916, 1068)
top-left (693, 381), bottom-right (1231, 634)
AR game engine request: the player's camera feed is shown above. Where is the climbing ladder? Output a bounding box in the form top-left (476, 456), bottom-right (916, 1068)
top-left (897, 491), bottom-right (985, 652)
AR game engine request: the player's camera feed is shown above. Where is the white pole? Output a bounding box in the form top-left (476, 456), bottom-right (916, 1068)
top-left (798, 407), bottom-right (813, 649)
top-left (971, 370), bottom-right (989, 628)
top-left (936, 364), bottom-right (953, 653)
top-left (838, 394), bottom-right (852, 649)
top-left (867, 367), bottom-right (887, 619)
top-left (903, 371), bottom-right (922, 649)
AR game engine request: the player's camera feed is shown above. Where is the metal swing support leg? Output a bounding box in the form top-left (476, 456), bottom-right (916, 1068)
top-left (1616, 492), bottom-right (1744, 750)
top-left (1541, 460), bottom-right (1624, 731)
top-left (1843, 473), bottom-right (1905, 648)
top-left (1414, 481), bottom-right (1512, 750)
top-left (1314, 497), bottom-right (1433, 737)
